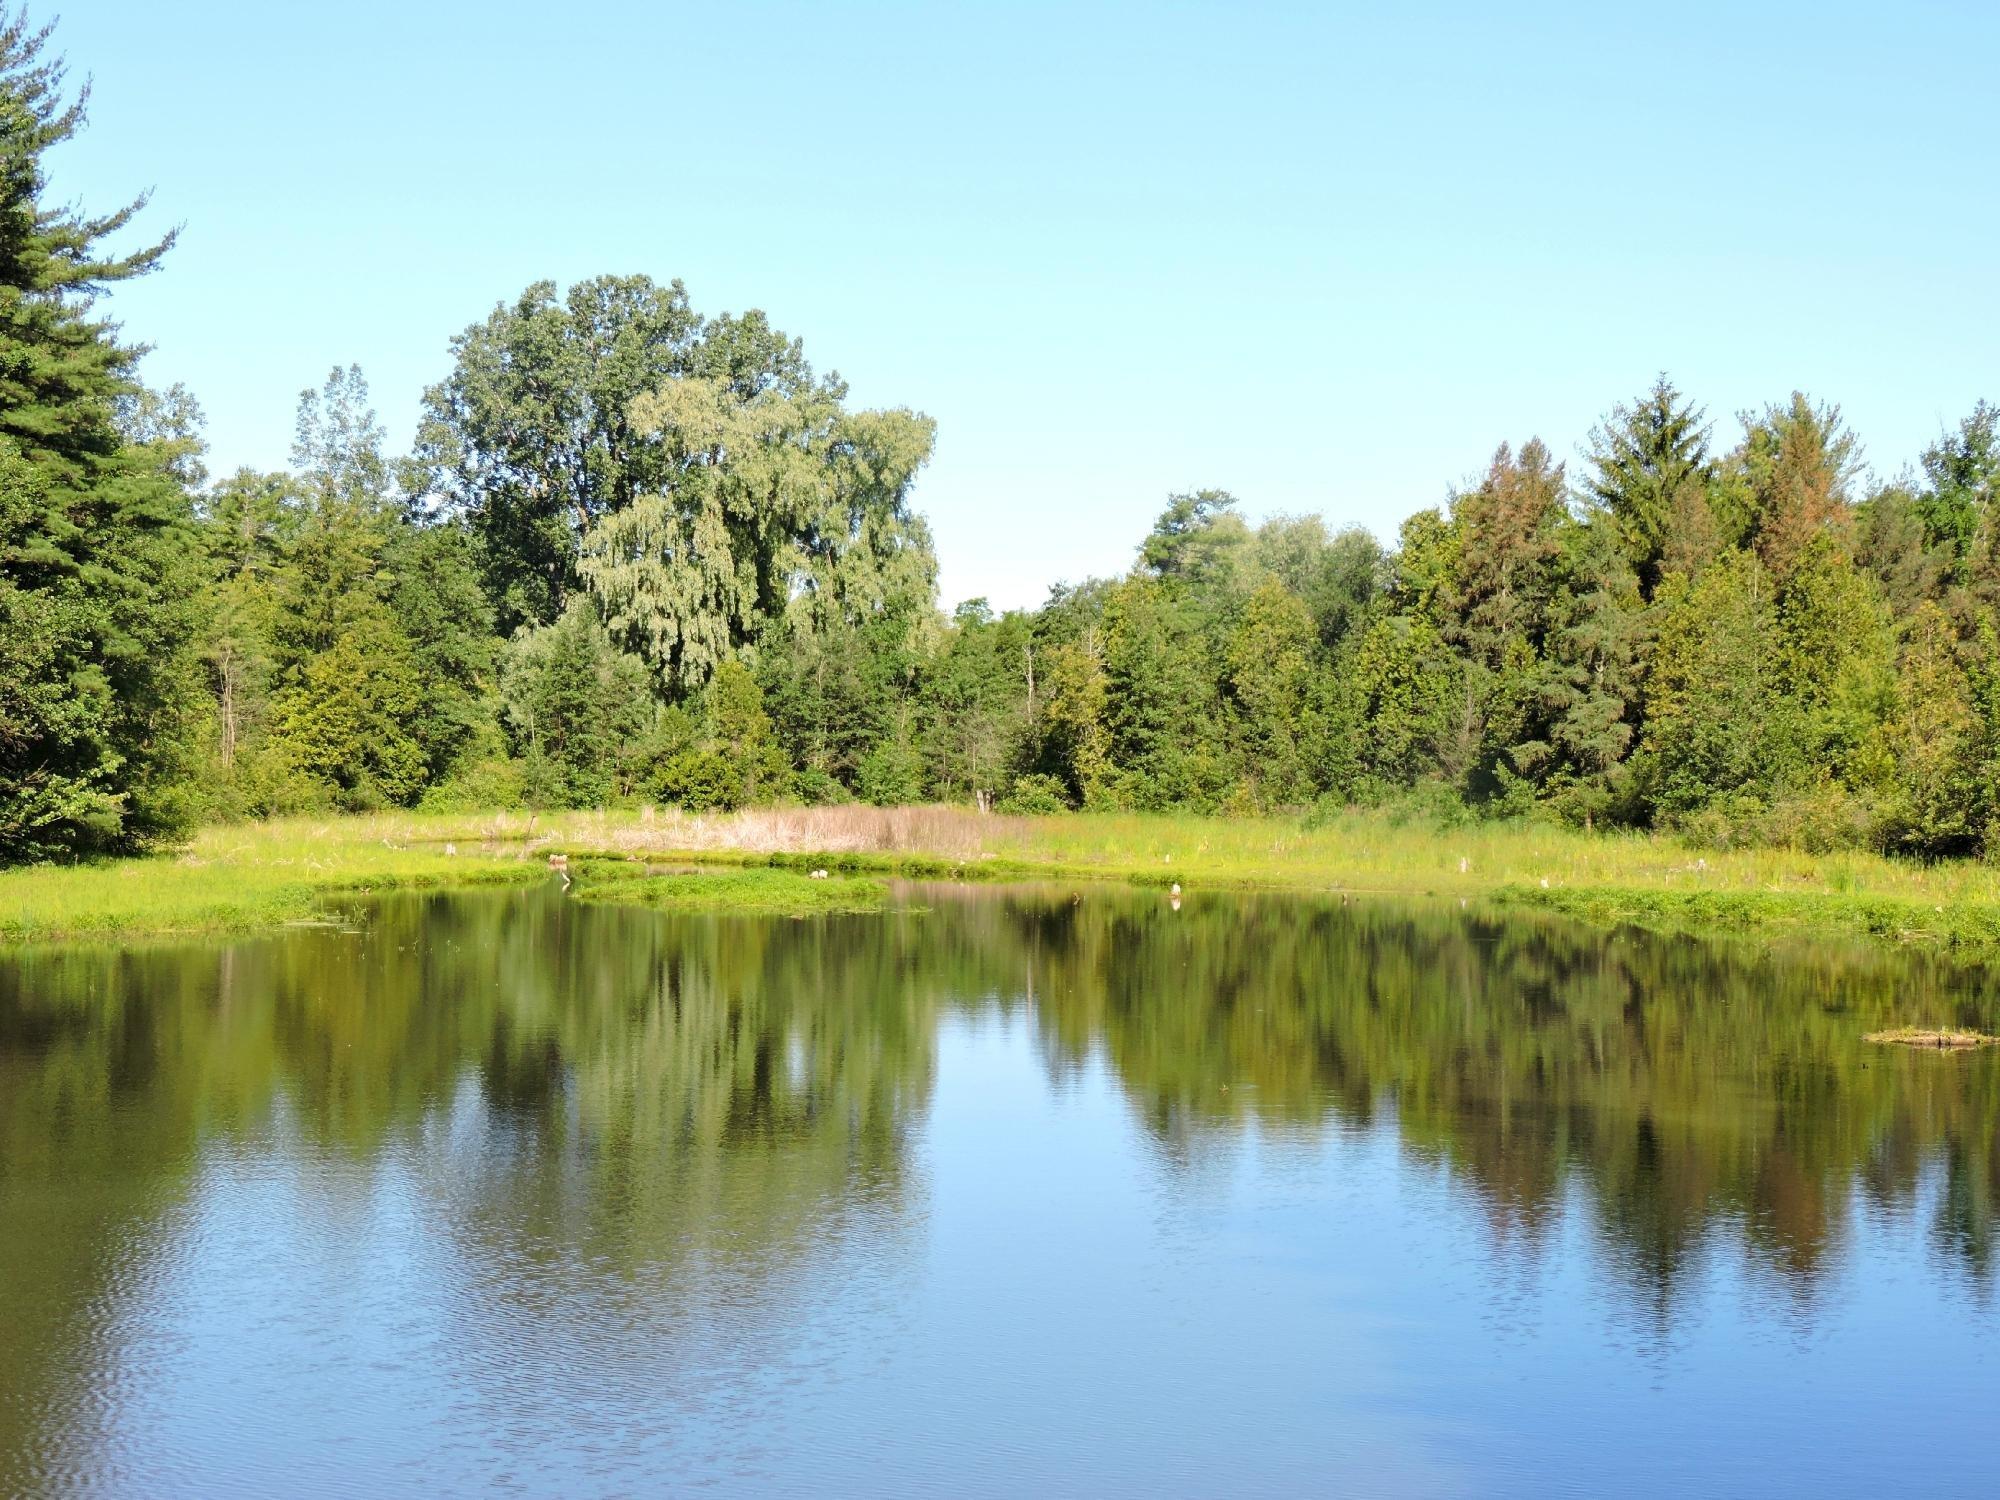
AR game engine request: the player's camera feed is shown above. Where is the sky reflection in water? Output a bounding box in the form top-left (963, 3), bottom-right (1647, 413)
top-left (1, 883), bottom-right (1996, 1496)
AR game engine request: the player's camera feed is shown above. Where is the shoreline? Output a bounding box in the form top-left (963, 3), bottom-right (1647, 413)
top-left (3, 805), bottom-right (1999, 951)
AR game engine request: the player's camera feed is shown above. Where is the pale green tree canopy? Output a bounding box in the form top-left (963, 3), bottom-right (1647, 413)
top-left (579, 372), bottom-right (937, 694)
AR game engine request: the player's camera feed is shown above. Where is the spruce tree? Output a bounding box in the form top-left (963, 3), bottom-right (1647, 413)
top-left (0, 11), bottom-right (202, 860)
top-left (1581, 377), bottom-right (1713, 599)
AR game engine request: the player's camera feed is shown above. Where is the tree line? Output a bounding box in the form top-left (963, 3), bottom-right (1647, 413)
top-left (4, 12), bottom-right (1998, 863)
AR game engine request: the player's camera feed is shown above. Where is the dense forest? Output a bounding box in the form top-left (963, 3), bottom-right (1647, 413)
top-left (4, 15), bottom-right (1999, 866)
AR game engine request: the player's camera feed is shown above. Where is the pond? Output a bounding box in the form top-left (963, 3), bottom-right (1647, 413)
top-left (2, 881), bottom-right (1997, 1496)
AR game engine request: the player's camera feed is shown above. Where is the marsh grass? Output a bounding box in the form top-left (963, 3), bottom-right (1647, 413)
top-left (0, 823), bottom-right (545, 943)
top-left (8, 803), bottom-right (2000, 947)
top-left (570, 864), bottom-right (896, 917)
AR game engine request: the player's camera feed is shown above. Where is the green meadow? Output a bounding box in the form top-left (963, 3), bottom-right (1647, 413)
top-left (6, 804), bottom-right (1999, 948)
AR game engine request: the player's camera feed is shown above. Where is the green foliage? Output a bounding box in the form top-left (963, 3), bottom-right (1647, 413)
top-left (0, 16), bottom-right (203, 860)
top-left (1, 0), bottom-right (1993, 870)
top-left (501, 601), bottom-right (654, 807)
top-left (1875, 603), bottom-right (1982, 855)
top-left (1917, 401), bottom-right (1999, 578)
top-left (1140, 487), bottom-right (1247, 583)
top-left (412, 274), bottom-right (938, 700)
top-left (1100, 577), bottom-right (1230, 810)
top-left (1033, 635), bottom-right (1114, 806)
top-left (856, 705), bottom-right (924, 806)
top-left (386, 522), bottom-right (497, 778)
top-left (1737, 392), bottom-right (1860, 581)
top-left (916, 599), bottom-right (1029, 805)
top-left (997, 773), bottom-right (1071, 815)
top-left (1581, 376), bottom-right (1713, 597)
top-left (1225, 580), bottom-right (1316, 806)
top-left (653, 659), bottom-right (790, 811)
top-left (1639, 548), bottom-right (1776, 820)
top-left (1349, 612), bottom-right (1463, 790)
top-left (270, 620), bottom-right (427, 808)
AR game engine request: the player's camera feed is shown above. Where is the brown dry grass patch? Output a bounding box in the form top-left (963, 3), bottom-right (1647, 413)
top-left (490, 804), bottom-right (1025, 860)
top-left (1863, 1027), bottom-right (1998, 1050)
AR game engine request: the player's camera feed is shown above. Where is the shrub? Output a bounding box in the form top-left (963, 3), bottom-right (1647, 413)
top-left (998, 773), bottom-right (1071, 815)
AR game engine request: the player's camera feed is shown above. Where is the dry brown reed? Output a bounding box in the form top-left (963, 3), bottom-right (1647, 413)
top-left (487, 803), bottom-right (1025, 860)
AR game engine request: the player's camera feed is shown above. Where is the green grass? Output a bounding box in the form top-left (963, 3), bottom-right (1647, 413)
top-left (8, 803), bottom-right (2000, 949)
top-left (571, 863), bottom-right (897, 916)
top-left (0, 820), bottom-right (546, 944)
top-left (1494, 883), bottom-right (2000, 948)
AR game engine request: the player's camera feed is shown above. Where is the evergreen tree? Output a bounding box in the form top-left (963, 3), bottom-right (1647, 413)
top-left (1506, 516), bottom-right (1645, 822)
top-left (1735, 394), bottom-right (1860, 582)
top-left (1918, 401), bottom-right (1999, 580)
top-left (1581, 377), bottom-right (1713, 598)
top-left (1855, 482), bottom-right (1949, 622)
top-left (386, 523), bottom-right (496, 779)
top-left (1639, 549), bottom-right (1776, 824)
top-left (500, 600), bottom-right (653, 807)
top-left (1876, 602), bottom-right (1981, 855)
top-left (0, 12), bottom-right (204, 859)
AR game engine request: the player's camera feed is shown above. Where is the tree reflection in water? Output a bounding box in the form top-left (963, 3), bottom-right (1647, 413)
top-left (2, 881), bottom-right (1997, 1487)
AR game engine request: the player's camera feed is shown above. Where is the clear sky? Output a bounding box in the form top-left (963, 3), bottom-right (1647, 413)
top-left (52, 0), bottom-right (2000, 610)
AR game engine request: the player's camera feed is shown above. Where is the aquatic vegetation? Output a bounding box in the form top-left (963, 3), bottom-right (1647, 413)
top-left (571, 864), bottom-right (897, 917)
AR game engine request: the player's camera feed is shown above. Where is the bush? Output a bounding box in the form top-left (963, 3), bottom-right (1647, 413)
top-left (857, 739), bottom-right (924, 806)
top-left (654, 749), bottom-right (742, 811)
top-left (998, 773), bottom-right (1071, 815)
top-left (419, 755), bottom-right (528, 813)
top-left (792, 766), bottom-right (851, 806)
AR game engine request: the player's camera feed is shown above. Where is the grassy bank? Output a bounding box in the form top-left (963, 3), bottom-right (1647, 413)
top-left (516, 804), bottom-right (2000, 948)
top-left (0, 823), bottom-right (545, 944)
top-left (5, 804), bottom-right (2000, 948)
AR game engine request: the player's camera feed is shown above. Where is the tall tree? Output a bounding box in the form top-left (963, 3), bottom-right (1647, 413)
top-left (1735, 393), bottom-right (1860, 581)
top-left (0, 11), bottom-right (203, 859)
top-left (1639, 549), bottom-right (1776, 821)
top-left (1447, 438), bottom-right (1568, 665)
top-left (1917, 401), bottom-right (2000, 579)
top-left (412, 276), bottom-right (826, 630)
top-left (581, 376), bottom-right (936, 692)
top-left (1875, 602), bottom-right (1981, 854)
top-left (499, 600), bottom-right (654, 807)
top-left (1506, 516), bottom-right (1646, 821)
top-left (1581, 377), bottom-right (1713, 598)
top-left (1139, 488), bottom-right (1249, 588)
top-left (1225, 579), bottom-right (1316, 806)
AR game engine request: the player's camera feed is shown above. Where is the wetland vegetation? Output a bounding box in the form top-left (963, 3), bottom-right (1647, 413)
top-left (7, 7), bottom-right (2000, 949)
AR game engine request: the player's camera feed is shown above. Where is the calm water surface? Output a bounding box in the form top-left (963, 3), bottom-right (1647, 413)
top-left (3, 882), bottom-right (1998, 1496)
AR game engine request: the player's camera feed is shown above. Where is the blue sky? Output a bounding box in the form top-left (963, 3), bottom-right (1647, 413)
top-left (55, 1), bottom-right (2000, 609)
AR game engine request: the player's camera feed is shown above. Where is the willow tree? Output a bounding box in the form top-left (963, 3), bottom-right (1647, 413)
top-left (577, 372), bottom-right (936, 693)
top-left (415, 273), bottom-right (937, 697)
top-left (412, 275), bottom-right (825, 630)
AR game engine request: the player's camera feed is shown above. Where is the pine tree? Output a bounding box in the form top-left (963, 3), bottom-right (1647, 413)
top-left (1736, 394), bottom-right (1860, 582)
top-left (1581, 377), bottom-right (1713, 598)
top-left (0, 11), bottom-right (203, 859)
